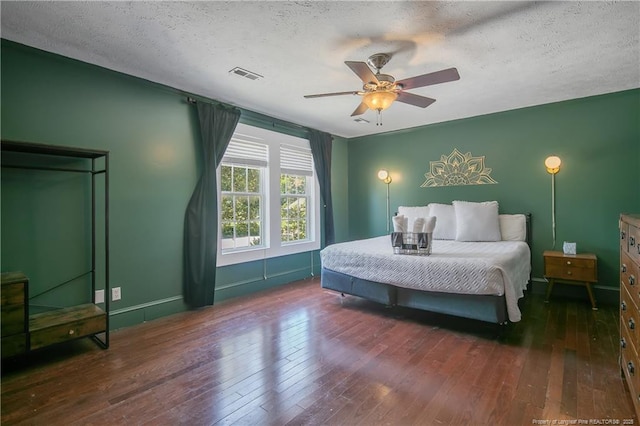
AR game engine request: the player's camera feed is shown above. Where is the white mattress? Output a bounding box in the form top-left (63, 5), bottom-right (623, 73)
top-left (320, 236), bottom-right (531, 322)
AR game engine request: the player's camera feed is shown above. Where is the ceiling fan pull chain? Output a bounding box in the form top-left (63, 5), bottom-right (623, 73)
top-left (377, 110), bottom-right (382, 126)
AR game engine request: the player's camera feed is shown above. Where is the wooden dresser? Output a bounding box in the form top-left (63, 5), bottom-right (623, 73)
top-left (1, 272), bottom-right (29, 357)
top-left (620, 213), bottom-right (640, 419)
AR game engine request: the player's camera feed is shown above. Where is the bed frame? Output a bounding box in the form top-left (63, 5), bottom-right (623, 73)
top-left (321, 214), bottom-right (531, 324)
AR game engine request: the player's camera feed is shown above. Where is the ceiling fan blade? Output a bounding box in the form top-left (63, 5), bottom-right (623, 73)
top-left (396, 92), bottom-right (437, 108)
top-left (304, 91), bottom-right (359, 99)
top-left (350, 102), bottom-right (369, 116)
top-left (345, 61), bottom-right (379, 85)
top-left (396, 67), bottom-right (460, 90)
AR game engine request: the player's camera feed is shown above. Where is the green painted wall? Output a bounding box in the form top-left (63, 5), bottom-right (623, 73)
top-left (347, 89), bottom-right (640, 294)
top-left (0, 40), bottom-right (342, 329)
top-left (331, 136), bottom-right (350, 243)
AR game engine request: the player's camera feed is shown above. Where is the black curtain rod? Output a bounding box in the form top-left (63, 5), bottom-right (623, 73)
top-left (184, 95), bottom-right (318, 136)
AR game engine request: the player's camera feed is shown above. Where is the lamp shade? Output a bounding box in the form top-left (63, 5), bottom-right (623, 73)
top-left (363, 91), bottom-right (398, 111)
top-left (545, 156), bottom-right (562, 174)
top-left (377, 169), bottom-right (392, 184)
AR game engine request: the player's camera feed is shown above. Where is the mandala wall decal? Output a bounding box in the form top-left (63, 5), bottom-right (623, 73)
top-left (421, 148), bottom-right (498, 187)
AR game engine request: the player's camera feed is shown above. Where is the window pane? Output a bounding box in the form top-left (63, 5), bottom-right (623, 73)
top-left (248, 168), bottom-right (260, 193)
top-left (222, 223), bottom-right (234, 239)
top-left (236, 197), bottom-right (248, 221)
top-left (249, 220), bottom-right (260, 235)
top-left (294, 176), bottom-right (305, 194)
top-left (249, 196), bottom-right (260, 220)
top-left (233, 167), bottom-right (247, 192)
top-left (236, 221), bottom-right (248, 238)
top-left (300, 219), bottom-right (307, 239)
top-left (286, 176), bottom-right (296, 194)
top-left (221, 165), bottom-right (232, 192)
top-left (298, 197), bottom-right (307, 217)
top-left (221, 196), bottom-right (234, 221)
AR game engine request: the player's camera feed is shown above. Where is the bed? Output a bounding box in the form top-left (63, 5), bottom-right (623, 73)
top-left (320, 203), bottom-right (531, 324)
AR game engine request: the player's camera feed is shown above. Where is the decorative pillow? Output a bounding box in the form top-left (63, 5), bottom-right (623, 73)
top-left (499, 214), bottom-right (527, 241)
top-left (397, 206), bottom-right (430, 232)
top-left (453, 200), bottom-right (501, 242)
top-left (427, 203), bottom-right (456, 240)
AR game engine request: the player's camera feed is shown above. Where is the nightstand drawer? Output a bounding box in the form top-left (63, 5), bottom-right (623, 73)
top-left (544, 252), bottom-right (597, 282)
top-left (545, 262), bottom-right (596, 282)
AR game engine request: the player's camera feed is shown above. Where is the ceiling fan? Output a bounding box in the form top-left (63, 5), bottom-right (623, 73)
top-left (304, 53), bottom-right (460, 125)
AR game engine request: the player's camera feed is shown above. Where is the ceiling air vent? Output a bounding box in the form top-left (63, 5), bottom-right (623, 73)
top-left (229, 67), bottom-right (263, 81)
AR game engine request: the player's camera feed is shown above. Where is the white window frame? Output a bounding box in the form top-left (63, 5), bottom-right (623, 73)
top-left (216, 123), bottom-right (321, 266)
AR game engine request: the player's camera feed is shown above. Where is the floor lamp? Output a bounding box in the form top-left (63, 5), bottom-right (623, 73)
top-left (377, 169), bottom-right (392, 233)
top-left (545, 156), bottom-right (562, 248)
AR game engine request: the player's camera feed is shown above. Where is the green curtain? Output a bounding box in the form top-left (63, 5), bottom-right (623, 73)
top-left (309, 129), bottom-right (335, 246)
top-left (183, 102), bottom-right (240, 307)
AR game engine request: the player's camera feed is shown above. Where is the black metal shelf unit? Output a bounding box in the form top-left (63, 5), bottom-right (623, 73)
top-left (1, 140), bottom-right (110, 349)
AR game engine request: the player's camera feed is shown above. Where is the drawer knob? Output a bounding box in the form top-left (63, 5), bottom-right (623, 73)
top-left (631, 275), bottom-right (636, 286)
top-left (622, 230), bottom-right (627, 240)
top-left (68, 329), bottom-right (75, 335)
top-left (632, 236), bottom-right (636, 247)
top-left (629, 361), bottom-right (635, 375)
top-left (630, 318), bottom-right (635, 330)
top-left (566, 261), bottom-right (572, 265)
top-left (566, 270), bottom-right (572, 276)
top-left (622, 264), bottom-right (628, 273)
top-left (622, 301), bottom-right (627, 311)
top-left (622, 337), bottom-right (627, 349)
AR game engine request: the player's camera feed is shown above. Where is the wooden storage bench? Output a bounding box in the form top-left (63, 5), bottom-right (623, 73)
top-left (1, 272), bottom-right (108, 358)
top-left (29, 304), bottom-right (107, 350)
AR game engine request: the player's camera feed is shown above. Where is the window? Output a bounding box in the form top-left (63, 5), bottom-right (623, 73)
top-left (280, 144), bottom-right (314, 244)
top-left (217, 123), bottom-right (320, 266)
top-left (219, 139), bottom-right (267, 251)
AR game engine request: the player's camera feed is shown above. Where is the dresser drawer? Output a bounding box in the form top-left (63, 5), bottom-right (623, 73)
top-left (1, 333), bottom-right (27, 358)
top-left (1, 304), bottom-right (26, 336)
top-left (622, 250), bottom-right (639, 304)
top-left (622, 343), bottom-right (640, 404)
top-left (622, 220), bottom-right (630, 254)
top-left (622, 296), bottom-right (640, 354)
top-left (622, 318), bottom-right (637, 356)
top-left (545, 255), bottom-right (597, 282)
top-left (1, 281), bottom-right (25, 306)
top-left (629, 223), bottom-right (640, 265)
top-left (0, 280), bottom-right (27, 340)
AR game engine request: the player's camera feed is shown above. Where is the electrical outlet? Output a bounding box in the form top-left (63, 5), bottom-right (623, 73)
top-left (95, 289), bottom-right (105, 304)
top-left (112, 287), bottom-right (121, 301)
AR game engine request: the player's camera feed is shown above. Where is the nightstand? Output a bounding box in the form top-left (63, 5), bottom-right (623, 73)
top-left (543, 250), bottom-right (598, 310)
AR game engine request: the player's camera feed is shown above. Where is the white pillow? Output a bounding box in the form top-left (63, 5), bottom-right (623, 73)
top-left (453, 201), bottom-right (501, 242)
top-left (427, 203), bottom-right (456, 240)
top-left (499, 214), bottom-right (527, 241)
top-left (397, 206), bottom-right (430, 232)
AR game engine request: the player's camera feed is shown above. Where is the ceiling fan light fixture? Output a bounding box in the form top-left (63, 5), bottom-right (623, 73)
top-left (363, 91), bottom-right (398, 111)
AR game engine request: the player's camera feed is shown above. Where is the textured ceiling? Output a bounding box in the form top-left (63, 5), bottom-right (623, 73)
top-left (1, 1), bottom-right (639, 138)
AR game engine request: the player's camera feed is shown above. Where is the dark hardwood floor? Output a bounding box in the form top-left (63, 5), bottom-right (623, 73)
top-left (1, 277), bottom-right (635, 425)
